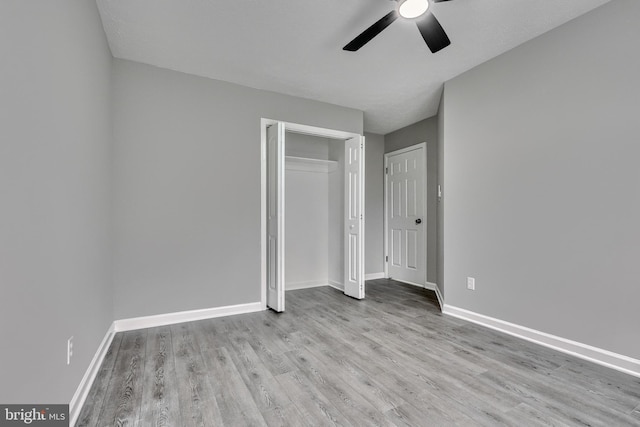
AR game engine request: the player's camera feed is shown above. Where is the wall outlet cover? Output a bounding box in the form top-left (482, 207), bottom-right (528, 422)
top-left (467, 277), bottom-right (475, 290)
top-left (67, 336), bottom-right (74, 365)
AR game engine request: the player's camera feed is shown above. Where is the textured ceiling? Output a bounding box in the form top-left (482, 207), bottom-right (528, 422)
top-left (96, 0), bottom-right (609, 134)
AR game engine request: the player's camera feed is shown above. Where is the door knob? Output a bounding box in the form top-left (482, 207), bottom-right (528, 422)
top-left (415, 218), bottom-right (422, 224)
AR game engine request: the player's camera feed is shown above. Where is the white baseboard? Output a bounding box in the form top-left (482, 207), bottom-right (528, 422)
top-left (365, 272), bottom-right (385, 280)
top-left (114, 302), bottom-right (263, 332)
top-left (286, 280), bottom-right (328, 291)
top-left (69, 323), bottom-right (116, 427)
top-left (434, 285), bottom-right (444, 310)
top-left (328, 279), bottom-right (344, 291)
top-left (392, 279), bottom-right (438, 291)
top-left (442, 304), bottom-right (640, 379)
top-left (392, 279), bottom-right (424, 288)
top-left (425, 281), bottom-right (437, 291)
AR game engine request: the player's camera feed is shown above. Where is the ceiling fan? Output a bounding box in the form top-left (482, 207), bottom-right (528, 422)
top-left (343, 0), bottom-right (453, 53)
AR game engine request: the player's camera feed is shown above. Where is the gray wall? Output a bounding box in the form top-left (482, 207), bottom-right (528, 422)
top-left (385, 116), bottom-right (438, 154)
top-left (112, 59), bottom-right (363, 319)
top-left (443, 0), bottom-right (640, 358)
top-left (364, 133), bottom-right (385, 275)
top-left (0, 0), bottom-right (113, 403)
top-left (385, 118), bottom-right (439, 284)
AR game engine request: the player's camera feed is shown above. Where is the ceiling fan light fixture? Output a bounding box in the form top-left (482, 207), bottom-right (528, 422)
top-left (398, 0), bottom-right (429, 19)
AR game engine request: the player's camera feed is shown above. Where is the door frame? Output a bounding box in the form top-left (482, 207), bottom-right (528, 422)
top-left (383, 142), bottom-right (428, 285)
top-left (260, 118), bottom-right (364, 309)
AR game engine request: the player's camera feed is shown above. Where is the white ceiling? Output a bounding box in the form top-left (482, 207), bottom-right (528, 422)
top-left (96, 0), bottom-right (609, 135)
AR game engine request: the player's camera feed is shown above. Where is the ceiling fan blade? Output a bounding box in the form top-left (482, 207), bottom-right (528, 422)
top-left (432, 0), bottom-right (453, 2)
top-left (343, 10), bottom-right (399, 51)
top-left (416, 12), bottom-right (451, 53)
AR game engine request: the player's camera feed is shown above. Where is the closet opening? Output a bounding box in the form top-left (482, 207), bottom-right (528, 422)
top-left (260, 119), bottom-right (365, 312)
top-left (285, 131), bottom-right (344, 293)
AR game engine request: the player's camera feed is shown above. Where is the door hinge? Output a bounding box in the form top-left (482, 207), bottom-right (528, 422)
top-left (360, 214), bottom-right (363, 220)
top-left (385, 167), bottom-right (388, 174)
top-left (386, 256), bottom-right (388, 262)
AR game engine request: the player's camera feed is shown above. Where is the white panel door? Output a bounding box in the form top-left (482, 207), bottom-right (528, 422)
top-left (386, 144), bottom-right (426, 286)
top-left (344, 136), bottom-right (365, 299)
top-left (267, 122), bottom-right (285, 312)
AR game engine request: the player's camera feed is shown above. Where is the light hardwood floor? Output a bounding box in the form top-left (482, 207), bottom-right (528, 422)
top-left (76, 279), bottom-right (640, 426)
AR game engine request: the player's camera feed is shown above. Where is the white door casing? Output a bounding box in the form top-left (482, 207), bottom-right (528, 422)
top-left (385, 143), bottom-right (426, 286)
top-left (267, 123), bottom-right (285, 312)
top-left (261, 119), bottom-right (365, 309)
top-left (344, 136), bottom-right (365, 299)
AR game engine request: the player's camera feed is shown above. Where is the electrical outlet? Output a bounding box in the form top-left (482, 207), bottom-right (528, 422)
top-left (467, 277), bottom-right (475, 290)
top-left (67, 336), bottom-right (74, 365)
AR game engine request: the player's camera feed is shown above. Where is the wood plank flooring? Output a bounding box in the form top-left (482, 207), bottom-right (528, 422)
top-left (76, 279), bottom-right (640, 426)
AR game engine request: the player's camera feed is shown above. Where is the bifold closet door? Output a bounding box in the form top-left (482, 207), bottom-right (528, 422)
top-left (344, 136), bottom-right (365, 299)
top-left (267, 123), bottom-right (285, 312)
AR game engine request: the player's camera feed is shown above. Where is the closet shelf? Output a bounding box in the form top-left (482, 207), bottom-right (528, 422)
top-left (285, 156), bottom-right (338, 173)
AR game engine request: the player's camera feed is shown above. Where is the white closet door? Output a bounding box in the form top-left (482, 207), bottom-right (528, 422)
top-left (267, 122), bottom-right (285, 312)
top-left (344, 136), bottom-right (365, 299)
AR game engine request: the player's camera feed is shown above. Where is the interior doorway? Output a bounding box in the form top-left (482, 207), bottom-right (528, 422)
top-left (260, 119), bottom-right (365, 312)
top-left (384, 143), bottom-right (427, 287)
